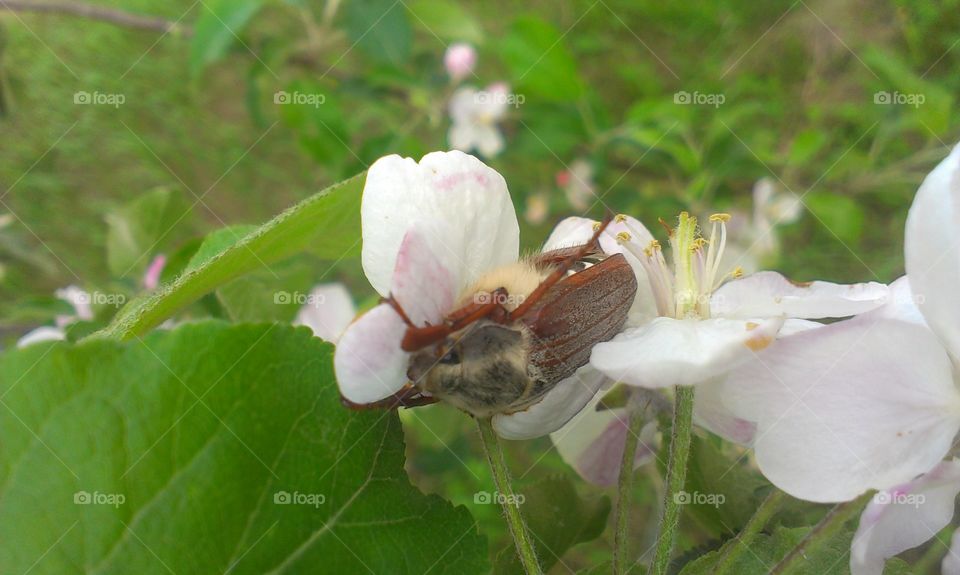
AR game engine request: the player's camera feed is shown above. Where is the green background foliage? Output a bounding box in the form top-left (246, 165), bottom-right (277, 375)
top-left (1, 0), bottom-right (958, 572)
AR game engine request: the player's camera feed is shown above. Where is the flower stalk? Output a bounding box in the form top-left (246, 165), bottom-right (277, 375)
top-left (650, 385), bottom-right (695, 575)
top-left (613, 406), bottom-right (647, 575)
top-left (477, 417), bottom-right (542, 575)
top-left (770, 492), bottom-right (873, 574)
top-left (712, 489), bottom-right (787, 574)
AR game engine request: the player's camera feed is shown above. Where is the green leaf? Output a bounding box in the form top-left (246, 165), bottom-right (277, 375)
top-left (678, 525), bottom-right (851, 575)
top-left (98, 174), bottom-right (364, 340)
top-left (215, 257), bottom-right (315, 322)
top-left (0, 322), bottom-right (488, 574)
top-left (682, 435), bottom-right (771, 537)
top-left (493, 476), bottom-right (610, 574)
top-left (190, 0), bottom-right (265, 76)
top-left (344, 0), bottom-right (412, 66)
top-left (105, 187), bottom-right (193, 278)
top-left (407, 0), bottom-right (484, 44)
top-left (499, 16), bottom-right (583, 102)
top-left (185, 224), bottom-right (259, 272)
top-left (805, 192), bottom-right (865, 245)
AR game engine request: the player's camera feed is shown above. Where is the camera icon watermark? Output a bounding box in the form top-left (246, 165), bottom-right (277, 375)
top-left (873, 91), bottom-right (925, 108)
top-left (473, 490), bottom-right (525, 506)
top-left (473, 291), bottom-right (526, 306)
top-left (74, 91), bottom-right (126, 108)
top-left (673, 90), bottom-right (725, 108)
top-left (673, 490), bottom-right (725, 508)
top-left (273, 291), bottom-right (327, 307)
top-left (874, 490), bottom-right (925, 508)
top-left (274, 91), bottom-right (326, 108)
top-left (273, 490), bottom-right (326, 508)
top-left (74, 490), bottom-right (126, 508)
top-left (475, 90), bottom-right (525, 109)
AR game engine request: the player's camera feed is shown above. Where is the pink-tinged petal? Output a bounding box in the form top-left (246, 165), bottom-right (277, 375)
top-left (391, 228), bottom-right (457, 326)
top-left (333, 303), bottom-right (410, 404)
top-left (361, 151), bottom-right (519, 297)
top-left (443, 43), bottom-right (476, 81)
top-left (17, 326), bottom-right (66, 348)
top-left (724, 315), bottom-right (960, 503)
top-left (711, 271), bottom-right (889, 320)
top-left (694, 377), bottom-right (756, 445)
top-left (590, 316), bottom-right (784, 388)
top-left (55, 285), bottom-right (93, 321)
top-left (851, 459), bottom-right (960, 575)
top-left (550, 392), bottom-right (658, 486)
top-left (294, 283), bottom-right (356, 344)
top-left (143, 254), bottom-right (167, 291)
top-left (943, 530), bottom-right (960, 575)
top-left (905, 143), bottom-right (960, 357)
top-left (448, 87), bottom-right (476, 122)
top-left (492, 365), bottom-right (608, 440)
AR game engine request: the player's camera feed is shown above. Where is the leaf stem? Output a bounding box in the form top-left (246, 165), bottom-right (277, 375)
top-left (650, 385), bottom-right (695, 575)
top-left (613, 407), bottom-right (646, 574)
top-left (769, 492), bottom-right (873, 575)
top-left (711, 489), bottom-right (787, 574)
top-left (476, 417), bottom-right (542, 575)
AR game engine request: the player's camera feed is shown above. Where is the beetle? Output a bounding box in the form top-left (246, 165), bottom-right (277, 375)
top-left (343, 216), bottom-right (638, 417)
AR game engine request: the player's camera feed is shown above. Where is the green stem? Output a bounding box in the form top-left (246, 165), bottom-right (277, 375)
top-left (613, 407), bottom-right (647, 575)
top-left (650, 385), bottom-right (696, 575)
top-left (476, 417), bottom-right (542, 575)
top-left (769, 492), bottom-right (873, 575)
top-left (712, 489), bottom-right (787, 574)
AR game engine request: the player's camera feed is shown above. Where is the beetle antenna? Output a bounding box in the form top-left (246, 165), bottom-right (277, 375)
top-left (509, 214), bottom-right (614, 320)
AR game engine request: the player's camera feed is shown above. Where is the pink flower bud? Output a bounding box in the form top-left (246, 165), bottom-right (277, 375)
top-left (444, 43), bottom-right (476, 81)
top-left (143, 254), bottom-right (167, 291)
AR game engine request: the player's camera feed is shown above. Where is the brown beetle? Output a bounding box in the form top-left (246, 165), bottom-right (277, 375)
top-left (346, 216), bottom-right (638, 417)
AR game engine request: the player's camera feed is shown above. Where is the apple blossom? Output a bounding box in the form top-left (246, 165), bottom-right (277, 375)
top-left (849, 459), bottom-right (960, 575)
top-left (333, 150), bottom-right (615, 438)
top-left (143, 254), bottom-right (167, 290)
top-left (717, 144), bottom-right (960, 504)
top-left (448, 83), bottom-right (509, 157)
top-left (443, 43), bottom-right (477, 82)
top-left (294, 283), bottom-right (356, 343)
top-left (556, 159), bottom-right (596, 211)
top-left (17, 285), bottom-right (95, 348)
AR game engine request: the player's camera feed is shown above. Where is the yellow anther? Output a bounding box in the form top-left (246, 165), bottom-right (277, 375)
top-left (615, 213), bottom-right (628, 223)
top-left (732, 266), bottom-right (744, 278)
top-left (692, 237), bottom-right (709, 250)
top-left (648, 239), bottom-right (661, 251)
top-left (709, 213), bottom-right (732, 223)
top-left (592, 222), bottom-right (602, 232)
top-left (616, 231), bottom-right (631, 243)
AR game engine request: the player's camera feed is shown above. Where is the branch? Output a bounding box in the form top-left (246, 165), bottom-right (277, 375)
top-left (0, 1), bottom-right (192, 35)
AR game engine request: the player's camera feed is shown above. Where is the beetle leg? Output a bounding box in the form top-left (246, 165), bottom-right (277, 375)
top-left (509, 214), bottom-right (614, 321)
top-left (341, 386), bottom-right (438, 410)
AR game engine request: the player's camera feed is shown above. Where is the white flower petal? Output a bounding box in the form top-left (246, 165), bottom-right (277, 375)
top-left (943, 530), bottom-right (960, 575)
top-left (492, 364), bottom-right (607, 440)
top-left (17, 326), bottom-right (66, 348)
top-left (55, 285), bottom-right (93, 321)
top-left (542, 217), bottom-right (596, 251)
top-left (390, 227), bottom-right (457, 326)
top-left (448, 87), bottom-right (476, 122)
top-left (333, 303), bottom-right (410, 404)
top-left (474, 124), bottom-right (505, 157)
top-left (294, 283), bottom-right (356, 343)
top-left (851, 459), bottom-right (960, 575)
top-left (590, 316), bottom-right (784, 388)
top-left (550, 391), bottom-right (658, 486)
top-left (861, 275), bottom-right (926, 325)
top-left (694, 377), bottom-right (757, 445)
top-left (724, 316), bottom-right (960, 503)
top-left (711, 271), bottom-right (889, 319)
top-left (905, 143), bottom-right (960, 358)
top-left (360, 151), bottom-right (519, 297)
